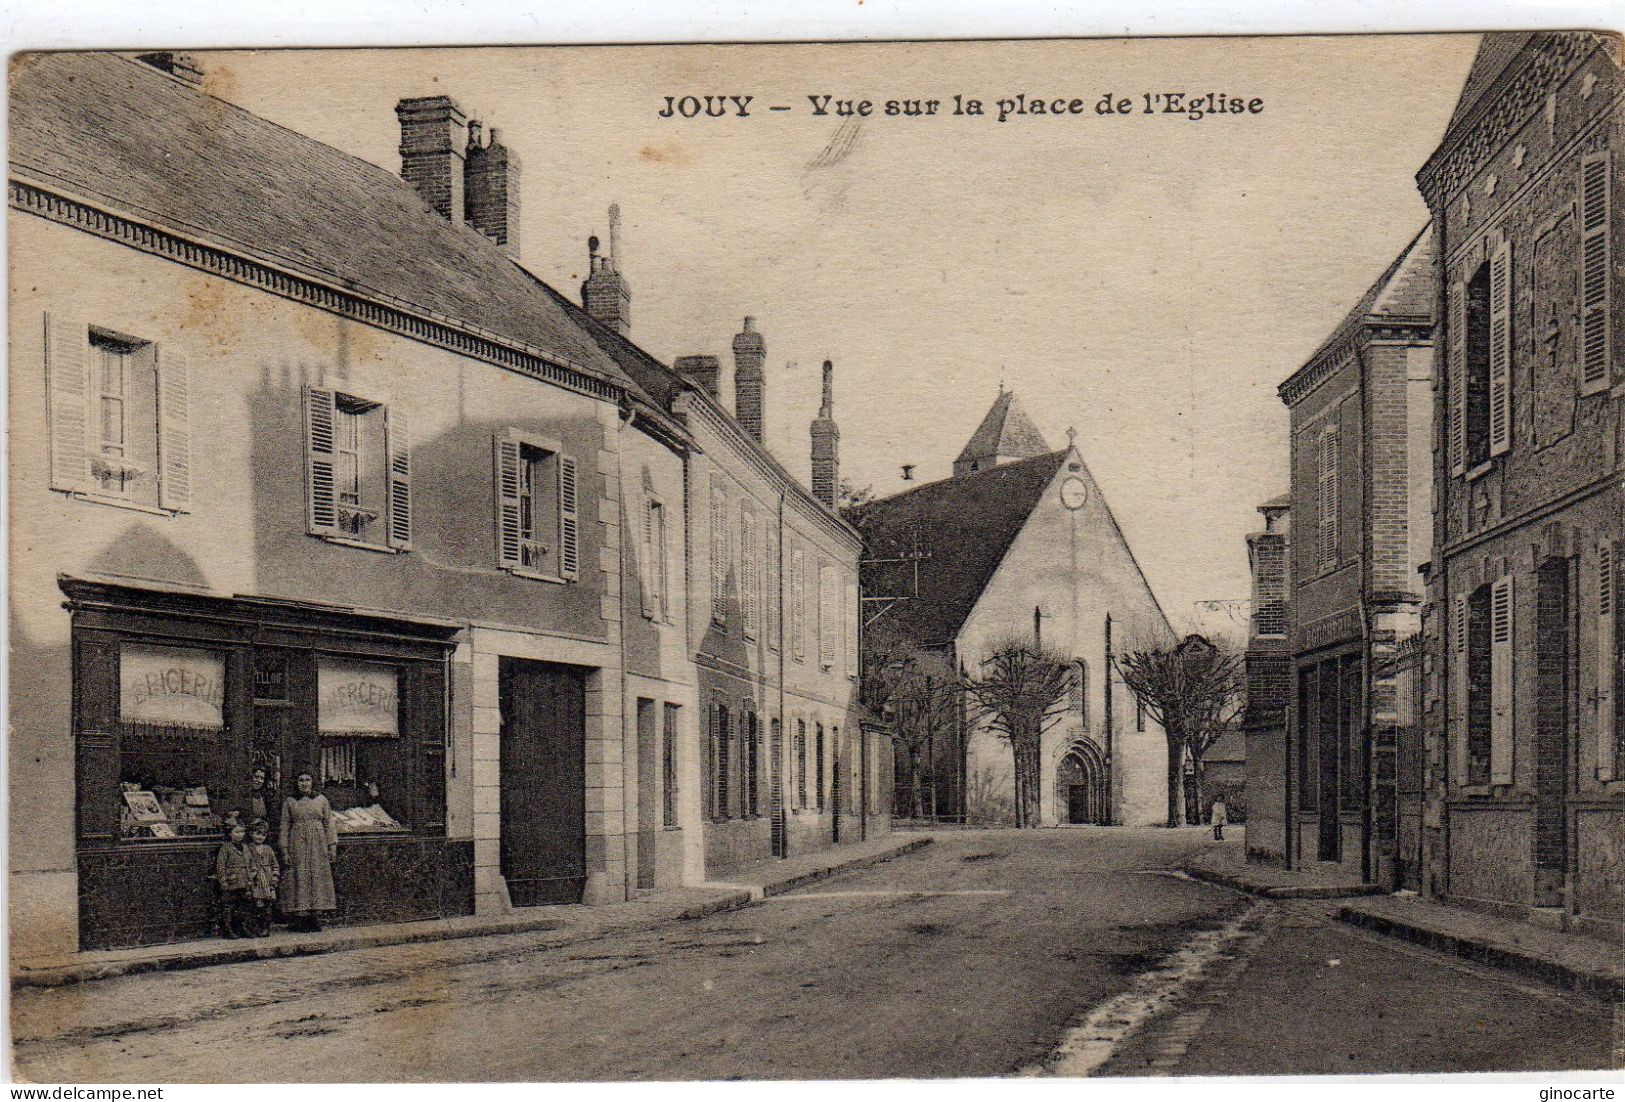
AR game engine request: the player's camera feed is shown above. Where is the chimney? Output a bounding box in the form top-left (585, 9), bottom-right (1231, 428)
top-left (582, 203), bottom-right (632, 335)
top-left (135, 52), bottom-right (204, 88)
top-left (464, 123), bottom-right (522, 257)
top-left (675, 355), bottom-right (722, 401)
top-left (396, 96), bottom-right (468, 222)
top-left (811, 359), bottom-right (841, 508)
top-left (732, 317), bottom-right (767, 444)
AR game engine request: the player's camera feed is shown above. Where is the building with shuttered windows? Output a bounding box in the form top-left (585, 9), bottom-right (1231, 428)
top-left (1414, 32), bottom-right (1622, 936)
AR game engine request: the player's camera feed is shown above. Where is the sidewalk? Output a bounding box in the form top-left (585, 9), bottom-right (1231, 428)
top-left (1337, 893), bottom-right (1624, 1002)
top-left (1181, 833), bottom-right (1383, 899)
top-left (10, 833), bottom-right (932, 990)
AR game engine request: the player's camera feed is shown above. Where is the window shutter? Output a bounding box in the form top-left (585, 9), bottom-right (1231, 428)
top-left (385, 406), bottom-right (412, 550)
top-left (641, 498), bottom-right (658, 619)
top-left (844, 579), bottom-right (858, 678)
top-left (1448, 282), bottom-right (1467, 476)
top-left (710, 481), bottom-right (728, 625)
top-left (1487, 241), bottom-right (1512, 457)
top-left (45, 313), bottom-right (91, 494)
top-left (1453, 593), bottom-right (1469, 786)
top-left (1489, 574), bottom-right (1514, 784)
top-left (494, 436), bottom-right (522, 570)
top-left (742, 506), bottom-right (759, 639)
top-left (791, 548), bottom-right (806, 659)
top-left (558, 455), bottom-right (580, 580)
top-left (305, 387), bottom-right (339, 534)
top-left (1580, 152), bottom-right (1612, 396)
top-left (767, 534), bottom-right (781, 652)
top-left (1598, 540), bottom-right (1617, 781)
top-left (819, 564), bottom-right (838, 668)
top-left (155, 344), bottom-right (192, 511)
top-left (1317, 428), bottom-right (1338, 566)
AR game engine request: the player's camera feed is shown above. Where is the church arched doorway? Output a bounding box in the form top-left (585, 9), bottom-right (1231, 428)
top-left (1055, 740), bottom-right (1107, 825)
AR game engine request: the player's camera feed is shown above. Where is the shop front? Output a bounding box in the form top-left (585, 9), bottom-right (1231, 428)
top-left (64, 579), bottom-right (472, 950)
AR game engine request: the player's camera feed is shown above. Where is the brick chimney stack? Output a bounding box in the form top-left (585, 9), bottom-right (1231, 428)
top-left (396, 96), bottom-right (468, 223)
top-left (464, 122), bottom-right (521, 257)
top-left (732, 317), bottom-right (767, 444)
top-left (582, 203), bottom-right (632, 335)
top-left (675, 355), bottom-right (722, 401)
top-left (810, 359), bottom-right (840, 508)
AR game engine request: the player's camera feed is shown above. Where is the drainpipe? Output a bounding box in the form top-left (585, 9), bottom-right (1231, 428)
top-left (1103, 613), bottom-right (1114, 825)
top-left (616, 404), bottom-right (636, 900)
top-left (777, 490), bottom-right (788, 857)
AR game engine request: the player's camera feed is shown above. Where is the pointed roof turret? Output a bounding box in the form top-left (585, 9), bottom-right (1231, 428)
top-left (953, 389), bottom-right (1050, 478)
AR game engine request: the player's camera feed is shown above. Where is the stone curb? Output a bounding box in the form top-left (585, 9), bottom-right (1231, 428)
top-left (11, 837), bottom-right (931, 990)
top-left (1181, 862), bottom-right (1384, 900)
top-left (1334, 903), bottom-right (1623, 1003)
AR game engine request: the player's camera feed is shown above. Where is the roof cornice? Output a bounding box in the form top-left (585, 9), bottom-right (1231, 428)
top-left (1277, 316), bottom-right (1433, 407)
top-left (10, 175), bottom-right (649, 412)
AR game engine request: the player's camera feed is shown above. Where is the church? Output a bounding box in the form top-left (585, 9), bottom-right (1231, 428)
top-left (848, 391), bottom-right (1174, 827)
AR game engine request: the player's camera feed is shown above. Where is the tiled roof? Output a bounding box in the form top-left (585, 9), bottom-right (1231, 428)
top-left (954, 390), bottom-right (1050, 466)
top-left (846, 451), bottom-right (1069, 646)
top-left (9, 51), bottom-right (658, 405)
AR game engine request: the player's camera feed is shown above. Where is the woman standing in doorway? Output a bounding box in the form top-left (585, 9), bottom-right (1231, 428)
top-left (280, 771), bottom-right (338, 931)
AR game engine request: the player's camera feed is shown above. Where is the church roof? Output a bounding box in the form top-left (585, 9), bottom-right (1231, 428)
top-left (846, 451), bottom-right (1069, 646)
top-left (954, 390), bottom-right (1050, 466)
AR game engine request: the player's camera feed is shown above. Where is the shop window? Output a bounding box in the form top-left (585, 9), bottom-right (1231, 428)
top-left (317, 658), bottom-right (411, 833)
top-left (495, 432), bottom-right (578, 581)
top-left (115, 643), bottom-right (229, 841)
top-left (662, 703), bottom-right (679, 828)
top-left (44, 316), bottom-right (191, 512)
top-left (306, 387), bottom-right (411, 551)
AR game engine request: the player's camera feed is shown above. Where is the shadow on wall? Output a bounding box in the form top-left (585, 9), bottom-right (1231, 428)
top-left (87, 523), bottom-right (212, 590)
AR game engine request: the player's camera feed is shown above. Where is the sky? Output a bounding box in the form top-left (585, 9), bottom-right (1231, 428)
top-left (200, 36), bottom-right (1480, 633)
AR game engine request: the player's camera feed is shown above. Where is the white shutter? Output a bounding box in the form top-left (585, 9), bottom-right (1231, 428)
top-left (819, 564), bottom-right (838, 669)
top-left (1580, 152), bottom-right (1612, 396)
top-left (710, 481), bottom-right (728, 625)
top-left (653, 502), bottom-right (667, 620)
top-left (1598, 540), bottom-right (1617, 781)
top-left (305, 387), bottom-right (339, 534)
top-left (844, 579), bottom-right (858, 678)
top-left (791, 548), bottom-right (806, 660)
top-left (494, 436), bottom-right (522, 569)
top-left (1449, 281), bottom-right (1467, 476)
top-left (558, 455), bottom-right (580, 580)
top-left (155, 344), bottom-right (192, 511)
top-left (45, 313), bottom-right (90, 494)
top-left (641, 498), bottom-right (657, 618)
top-left (1487, 241), bottom-right (1512, 457)
top-left (767, 533), bottom-right (781, 652)
top-left (1453, 593), bottom-right (1469, 786)
top-left (385, 406), bottom-right (411, 550)
top-left (742, 506), bottom-right (759, 639)
top-left (1489, 575), bottom-right (1514, 785)
top-left (1317, 428), bottom-right (1338, 566)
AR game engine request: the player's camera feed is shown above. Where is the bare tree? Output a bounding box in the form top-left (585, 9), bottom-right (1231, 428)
top-left (1116, 634), bottom-right (1244, 828)
top-left (859, 628), bottom-right (958, 819)
top-left (962, 637), bottom-right (1076, 828)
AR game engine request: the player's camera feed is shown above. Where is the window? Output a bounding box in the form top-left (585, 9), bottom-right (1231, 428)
top-left (1580, 152), bottom-right (1612, 395)
top-left (308, 387), bottom-right (411, 550)
top-left (1316, 426), bottom-right (1338, 568)
top-left (819, 563), bottom-right (839, 669)
top-left (1075, 659), bottom-right (1089, 727)
top-left (745, 710), bottom-right (760, 817)
top-left (815, 722), bottom-right (826, 810)
top-left (795, 719), bottom-right (808, 809)
top-left (495, 432), bottom-right (578, 580)
top-left (317, 657), bottom-right (412, 834)
top-left (113, 643), bottom-right (230, 841)
top-left (791, 548), bottom-right (807, 661)
top-left (845, 579), bottom-right (859, 678)
top-left (710, 480), bottom-right (729, 626)
top-left (711, 701), bottom-right (731, 820)
top-left (642, 497), bottom-right (668, 621)
top-left (1463, 585), bottom-right (1493, 786)
top-left (45, 316), bottom-right (191, 512)
top-left (1455, 250), bottom-right (1511, 474)
top-left (662, 703), bottom-right (679, 828)
top-left (742, 505), bottom-right (760, 640)
top-left (766, 536), bottom-right (781, 652)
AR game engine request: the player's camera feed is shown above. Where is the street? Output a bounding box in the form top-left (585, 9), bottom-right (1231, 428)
top-left (11, 828), bottom-right (1615, 1082)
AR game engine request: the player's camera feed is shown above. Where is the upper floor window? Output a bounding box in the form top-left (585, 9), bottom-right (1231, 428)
top-left (741, 504), bottom-right (761, 640)
top-left (819, 563), bottom-right (839, 670)
top-left (710, 480), bottom-right (729, 627)
top-left (1579, 152), bottom-right (1612, 396)
top-left (790, 548), bottom-right (807, 662)
top-left (1452, 246), bottom-right (1511, 475)
top-left (641, 495), bottom-right (669, 622)
top-left (307, 386), bottom-right (410, 551)
top-left (45, 314), bottom-right (191, 513)
top-left (1316, 426), bottom-right (1339, 569)
top-left (495, 431), bottom-right (578, 581)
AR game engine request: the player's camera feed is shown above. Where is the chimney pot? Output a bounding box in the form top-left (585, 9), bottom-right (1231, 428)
top-left (582, 204), bottom-right (632, 334)
top-left (464, 122), bottom-right (521, 256)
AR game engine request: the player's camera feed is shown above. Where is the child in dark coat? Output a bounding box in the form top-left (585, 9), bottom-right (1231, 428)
top-left (245, 818), bottom-right (281, 937)
top-left (213, 820), bottom-right (254, 938)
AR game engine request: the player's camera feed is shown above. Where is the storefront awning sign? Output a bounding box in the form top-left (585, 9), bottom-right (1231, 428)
top-left (120, 644), bottom-right (225, 729)
top-left (318, 659), bottom-right (399, 737)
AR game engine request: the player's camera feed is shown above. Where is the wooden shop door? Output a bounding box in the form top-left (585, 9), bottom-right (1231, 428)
top-left (499, 658), bottom-right (587, 906)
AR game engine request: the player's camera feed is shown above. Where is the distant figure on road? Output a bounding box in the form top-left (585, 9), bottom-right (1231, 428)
top-left (1210, 797), bottom-right (1228, 841)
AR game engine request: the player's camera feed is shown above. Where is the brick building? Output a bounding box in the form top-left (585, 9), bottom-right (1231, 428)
top-left (1278, 226), bottom-right (1436, 883)
top-left (1242, 497), bottom-right (1290, 865)
top-left (1415, 32), bottom-right (1622, 936)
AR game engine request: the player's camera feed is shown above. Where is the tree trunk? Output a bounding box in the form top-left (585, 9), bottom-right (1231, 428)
top-left (1165, 733), bottom-right (1185, 827)
top-left (1188, 751), bottom-right (1206, 824)
top-left (1013, 735), bottom-right (1043, 828)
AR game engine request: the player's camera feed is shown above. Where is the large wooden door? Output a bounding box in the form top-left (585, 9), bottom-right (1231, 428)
top-left (499, 658), bottom-right (586, 906)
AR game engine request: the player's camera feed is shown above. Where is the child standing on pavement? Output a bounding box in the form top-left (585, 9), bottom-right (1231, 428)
top-left (1211, 796), bottom-right (1228, 841)
top-left (212, 819), bottom-right (254, 938)
top-left (245, 818), bottom-right (280, 938)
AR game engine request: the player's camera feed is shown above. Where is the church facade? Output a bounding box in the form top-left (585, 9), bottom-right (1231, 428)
top-left (850, 393), bottom-right (1174, 827)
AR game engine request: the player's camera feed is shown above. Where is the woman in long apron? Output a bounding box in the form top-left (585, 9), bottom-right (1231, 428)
top-left (280, 771), bottom-right (338, 931)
